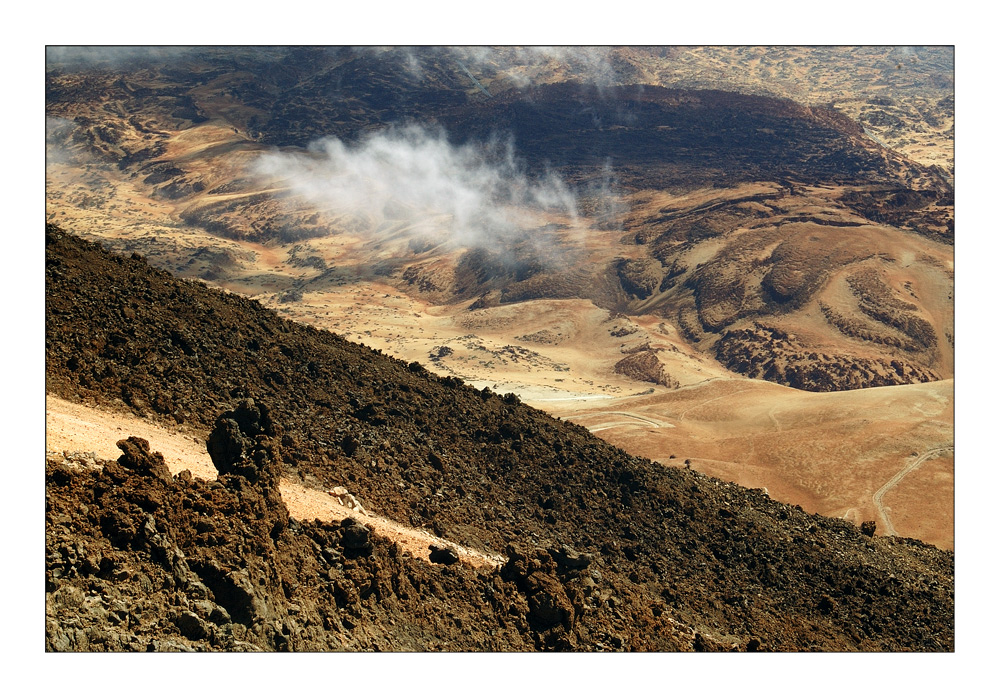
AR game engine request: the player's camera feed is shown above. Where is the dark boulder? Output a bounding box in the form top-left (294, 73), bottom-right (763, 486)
top-left (206, 418), bottom-right (248, 474)
top-left (500, 545), bottom-right (575, 633)
top-left (116, 436), bottom-right (172, 482)
top-left (174, 611), bottom-right (208, 641)
top-left (340, 518), bottom-right (372, 556)
top-left (429, 544), bottom-right (460, 565)
top-left (525, 572), bottom-right (574, 629)
top-left (207, 399), bottom-right (282, 491)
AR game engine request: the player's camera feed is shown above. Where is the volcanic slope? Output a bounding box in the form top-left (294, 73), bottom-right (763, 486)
top-left (45, 226), bottom-right (953, 651)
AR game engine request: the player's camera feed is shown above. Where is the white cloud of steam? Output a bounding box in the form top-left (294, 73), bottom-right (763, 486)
top-left (361, 46), bottom-right (623, 90)
top-left (46, 116), bottom-right (85, 165)
top-left (252, 125), bottom-right (583, 252)
top-left (45, 46), bottom-right (198, 70)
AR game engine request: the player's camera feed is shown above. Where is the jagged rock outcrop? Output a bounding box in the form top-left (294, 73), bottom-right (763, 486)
top-left (500, 546), bottom-right (580, 649)
top-left (116, 436), bottom-right (172, 483)
top-left (714, 322), bottom-right (940, 391)
top-left (614, 349), bottom-right (680, 389)
top-left (208, 399), bottom-right (282, 491)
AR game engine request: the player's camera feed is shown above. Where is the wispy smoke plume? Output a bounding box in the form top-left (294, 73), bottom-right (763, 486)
top-left (46, 116), bottom-right (83, 165)
top-left (252, 125), bottom-right (582, 251)
top-left (45, 46), bottom-right (198, 70)
top-left (388, 46), bottom-right (624, 89)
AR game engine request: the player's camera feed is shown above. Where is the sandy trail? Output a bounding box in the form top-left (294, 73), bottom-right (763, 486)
top-left (767, 405), bottom-right (782, 433)
top-left (572, 410), bottom-right (672, 432)
top-left (872, 446), bottom-right (954, 537)
top-left (45, 395), bottom-right (503, 568)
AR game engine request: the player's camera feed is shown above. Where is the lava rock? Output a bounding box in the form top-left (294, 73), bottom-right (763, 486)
top-left (525, 572), bottom-right (574, 630)
top-left (550, 544), bottom-right (594, 570)
top-left (340, 518), bottom-right (372, 555)
top-left (175, 610), bottom-right (208, 640)
top-left (116, 436), bottom-right (172, 482)
top-left (429, 545), bottom-right (460, 565)
top-left (207, 418), bottom-right (248, 475)
top-left (207, 399), bottom-right (283, 494)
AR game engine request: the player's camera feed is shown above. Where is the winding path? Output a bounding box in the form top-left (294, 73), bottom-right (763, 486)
top-left (767, 405), bottom-right (782, 433)
top-left (577, 410), bottom-right (671, 433)
top-left (872, 446), bottom-right (954, 537)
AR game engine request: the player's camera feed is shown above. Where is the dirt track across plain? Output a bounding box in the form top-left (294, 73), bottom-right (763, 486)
top-left (873, 446), bottom-right (954, 537)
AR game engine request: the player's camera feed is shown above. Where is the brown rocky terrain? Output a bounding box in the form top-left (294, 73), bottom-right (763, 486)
top-left (45, 226), bottom-right (953, 651)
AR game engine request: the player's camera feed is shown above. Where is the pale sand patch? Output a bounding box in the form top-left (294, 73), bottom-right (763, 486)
top-left (45, 394), bottom-right (503, 568)
top-left (281, 482), bottom-right (504, 568)
top-left (45, 394), bottom-right (217, 481)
